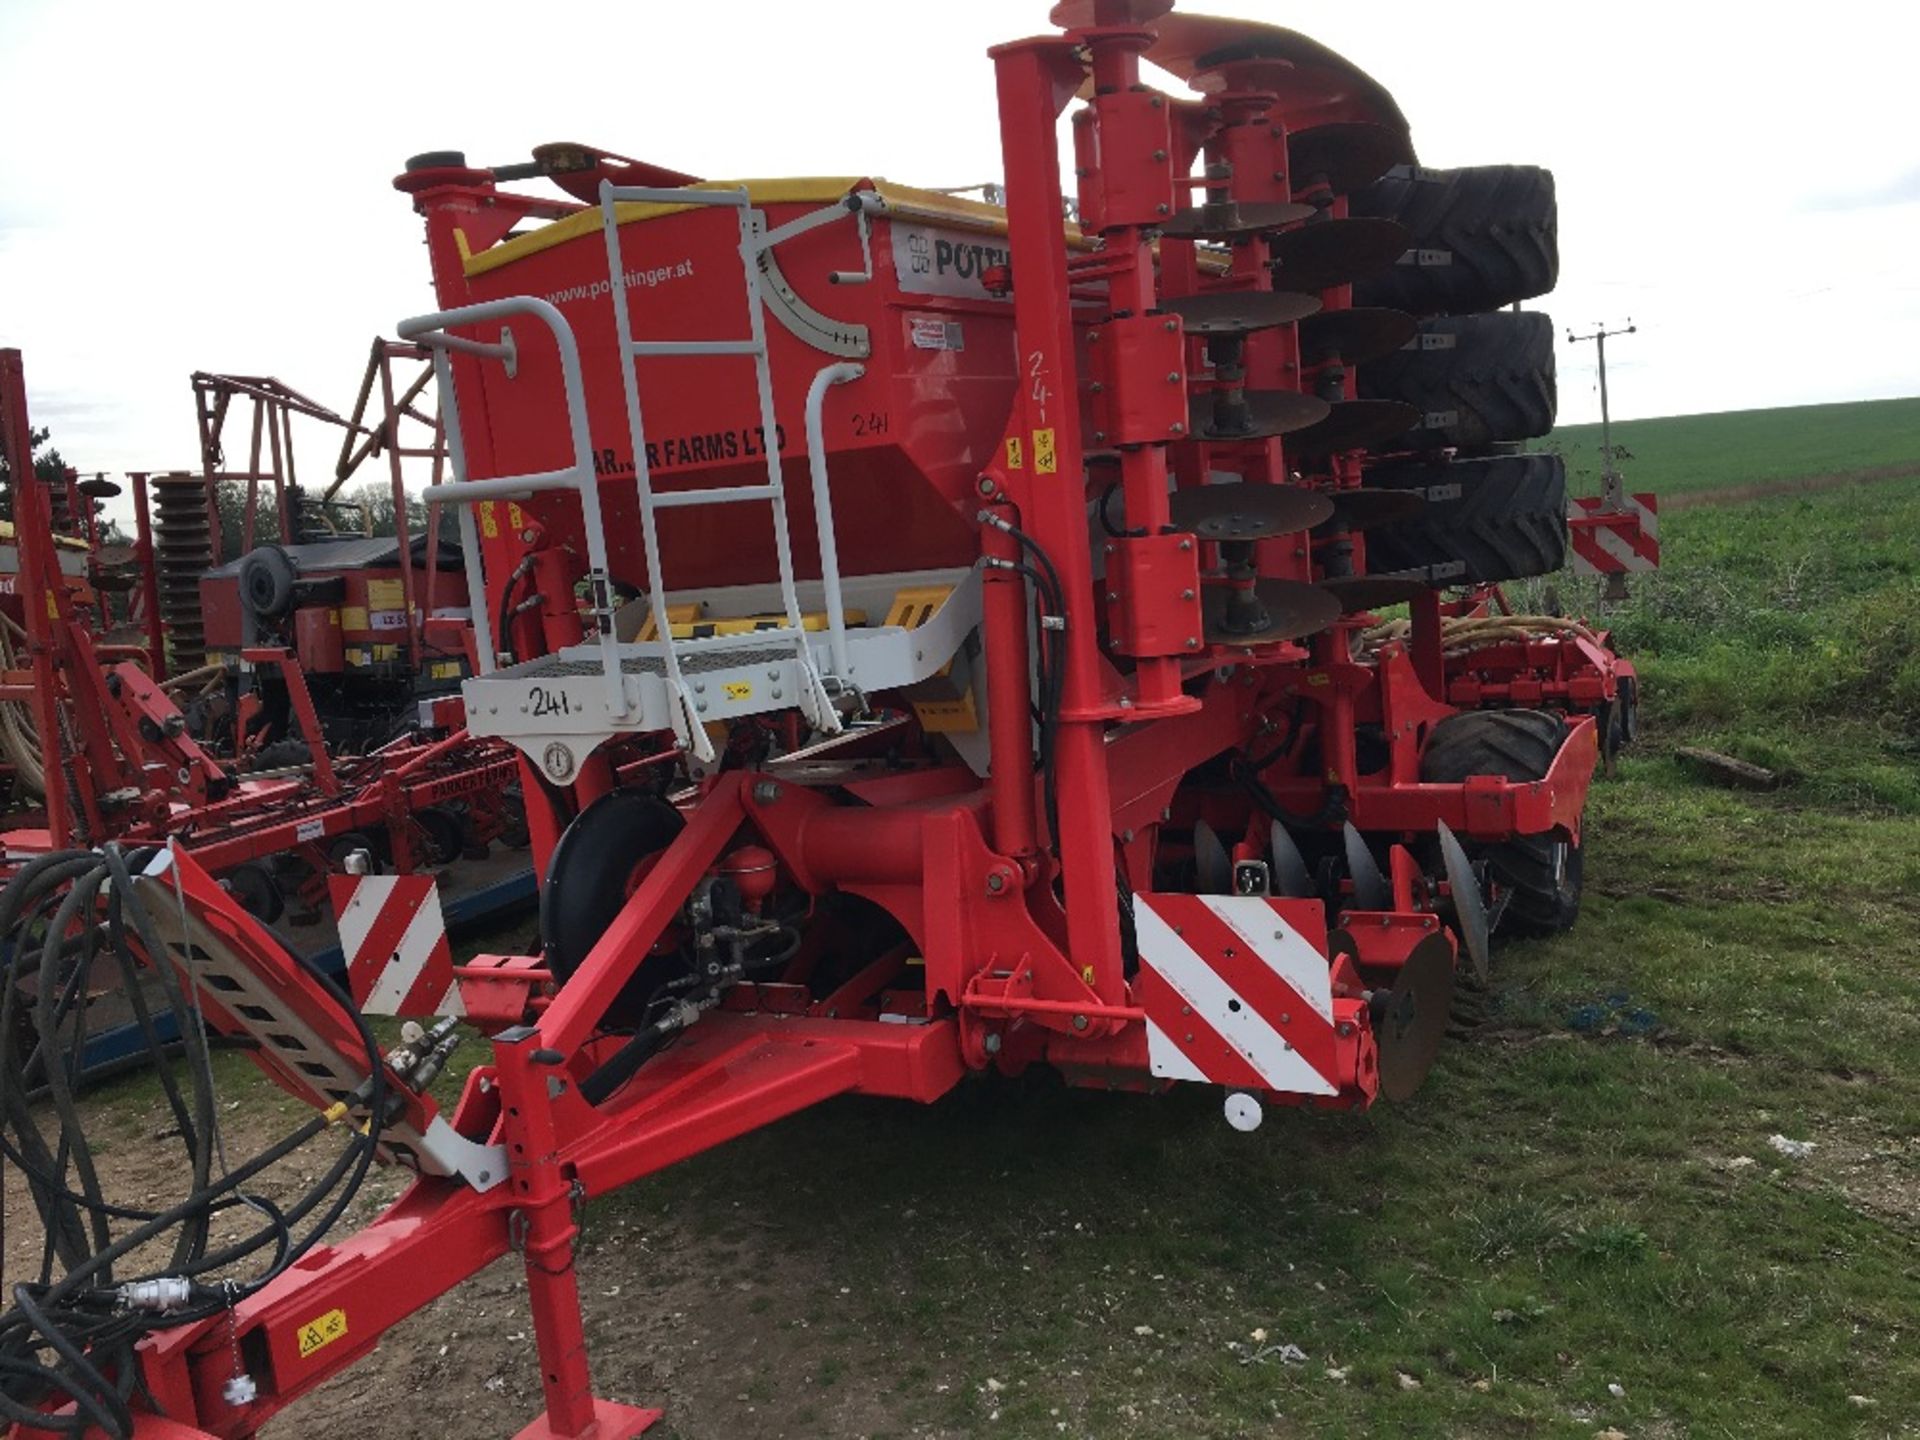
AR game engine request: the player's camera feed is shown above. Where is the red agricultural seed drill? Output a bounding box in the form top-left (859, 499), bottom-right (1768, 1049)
top-left (1, 5), bottom-right (1621, 1436)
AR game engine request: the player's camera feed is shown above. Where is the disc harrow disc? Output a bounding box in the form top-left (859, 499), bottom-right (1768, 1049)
top-left (1144, 13), bottom-right (1412, 137)
top-left (1192, 818), bottom-right (1232, 894)
top-left (1288, 399), bottom-right (1421, 457)
top-left (1201, 578), bottom-right (1341, 646)
top-left (1437, 819), bottom-right (1492, 985)
top-left (1343, 821), bottom-right (1391, 910)
top-left (1160, 199), bottom-right (1316, 239)
top-left (1375, 933), bottom-right (1456, 1102)
top-left (1318, 575), bottom-right (1431, 613)
top-left (1269, 216), bottom-right (1413, 293)
top-left (1269, 819), bottom-right (1312, 898)
top-left (1288, 122), bottom-right (1415, 195)
top-left (78, 477), bottom-right (121, 499)
top-left (1298, 306), bottom-right (1418, 365)
top-left (1160, 289), bottom-right (1321, 336)
top-left (1168, 481), bottom-right (1335, 540)
top-left (1187, 388), bottom-right (1330, 442)
top-left (1314, 488), bottom-right (1427, 533)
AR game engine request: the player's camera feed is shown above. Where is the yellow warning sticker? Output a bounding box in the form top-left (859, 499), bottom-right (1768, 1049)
top-left (508, 502), bottom-right (527, 532)
top-left (1033, 428), bottom-right (1057, 475)
top-left (296, 1307), bottom-right (348, 1359)
top-left (724, 681), bottom-right (753, 701)
top-left (479, 502), bottom-right (499, 539)
top-left (1004, 436), bottom-right (1024, 469)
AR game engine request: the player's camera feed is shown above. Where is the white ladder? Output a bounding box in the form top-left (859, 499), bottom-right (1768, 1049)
top-left (599, 180), bottom-right (861, 758)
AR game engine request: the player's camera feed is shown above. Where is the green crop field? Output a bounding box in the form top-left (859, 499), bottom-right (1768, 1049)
top-left (1551, 394), bottom-right (1920, 499)
top-left (12, 402), bottom-right (1920, 1439)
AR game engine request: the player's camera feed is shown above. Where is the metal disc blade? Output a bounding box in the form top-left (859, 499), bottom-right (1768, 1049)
top-left (1049, 0), bottom-right (1173, 26)
top-left (1288, 122), bottom-right (1415, 195)
top-left (1161, 290), bottom-right (1322, 336)
top-left (1437, 820), bottom-right (1491, 985)
top-left (1202, 578), bottom-right (1341, 646)
top-left (1269, 819), bottom-right (1312, 898)
top-left (1319, 575), bottom-right (1431, 614)
top-left (1288, 399), bottom-right (1421, 457)
top-left (1314, 488), bottom-right (1427, 534)
top-left (89, 569), bottom-right (139, 594)
top-left (1270, 216), bottom-right (1413, 293)
top-left (1193, 818), bottom-right (1232, 894)
top-left (1187, 388), bottom-right (1331, 442)
top-left (1343, 821), bottom-right (1391, 911)
top-left (1298, 307), bottom-right (1418, 365)
top-left (1144, 14), bottom-right (1412, 136)
top-left (1168, 481), bottom-right (1335, 540)
top-left (1375, 933), bottom-right (1456, 1101)
top-left (1160, 199), bottom-right (1317, 239)
top-left (78, 477), bottom-right (122, 499)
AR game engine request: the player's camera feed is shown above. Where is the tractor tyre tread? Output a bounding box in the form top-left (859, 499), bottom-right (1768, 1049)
top-left (1350, 164), bottom-right (1558, 315)
top-left (1364, 451), bottom-right (1568, 584)
top-left (1359, 310), bottom-right (1556, 449)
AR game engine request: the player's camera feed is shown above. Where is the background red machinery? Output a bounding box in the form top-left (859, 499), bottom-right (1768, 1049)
top-left (0, 349), bottom-right (528, 939)
top-left (3, 5), bottom-right (1651, 1438)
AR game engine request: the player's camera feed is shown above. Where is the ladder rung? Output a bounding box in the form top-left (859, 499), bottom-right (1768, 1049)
top-left (653, 484), bottom-right (781, 510)
top-left (625, 340), bottom-right (763, 359)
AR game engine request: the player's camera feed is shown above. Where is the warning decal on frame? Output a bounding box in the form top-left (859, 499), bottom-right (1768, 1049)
top-left (724, 681), bottom-right (753, 701)
top-left (1005, 436), bottom-right (1024, 469)
top-left (1033, 428), bottom-right (1057, 474)
top-left (295, 1307), bottom-right (348, 1359)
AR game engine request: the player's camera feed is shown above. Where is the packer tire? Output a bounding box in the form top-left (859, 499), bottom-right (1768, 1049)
top-left (1351, 164), bottom-right (1558, 316)
top-left (1359, 310), bottom-right (1556, 450)
top-left (1420, 709), bottom-right (1582, 936)
top-left (1365, 452), bottom-right (1568, 585)
top-left (541, 791), bottom-right (691, 1024)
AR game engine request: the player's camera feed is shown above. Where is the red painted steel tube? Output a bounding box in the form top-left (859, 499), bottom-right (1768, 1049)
top-left (991, 39), bottom-right (1124, 1001)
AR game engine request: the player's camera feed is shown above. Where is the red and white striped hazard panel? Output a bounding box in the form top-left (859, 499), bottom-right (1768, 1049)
top-left (1131, 893), bottom-right (1338, 1097)
top-left (1568, 493), bottom-right (1660, 575)
top-left (327, 874), bottom-right (464, 1019)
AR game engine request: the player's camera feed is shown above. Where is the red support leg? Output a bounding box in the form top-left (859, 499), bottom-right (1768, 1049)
top-left (494, 1030), bottom-right (660, 1440)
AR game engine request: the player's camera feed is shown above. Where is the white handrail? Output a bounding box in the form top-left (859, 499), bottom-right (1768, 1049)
top-left (804, 361), bottom-right (865, 680)
top-left (401, 296), bottom-right (631, 721)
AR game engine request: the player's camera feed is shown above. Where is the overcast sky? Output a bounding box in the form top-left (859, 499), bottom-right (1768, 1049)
top-left (3, 0), bottom-right (1915, 517)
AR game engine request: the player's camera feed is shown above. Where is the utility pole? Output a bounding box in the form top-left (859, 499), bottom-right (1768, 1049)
top-left (1567, 320), bottom-right (1636, 511)
top-left (1566, 320), bottom-right (1637, 600)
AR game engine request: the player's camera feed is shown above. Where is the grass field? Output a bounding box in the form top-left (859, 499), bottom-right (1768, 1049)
top-left (19, 401), bottom-right (1920, 1438)
top-left (1550, 394), bottom-right (1920, 499)
top-left (616, 455), bottom-right (1920, 1436)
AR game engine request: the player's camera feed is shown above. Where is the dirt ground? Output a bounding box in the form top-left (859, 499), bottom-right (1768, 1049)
top-left (2, 1082), bottom-right (943, 1440)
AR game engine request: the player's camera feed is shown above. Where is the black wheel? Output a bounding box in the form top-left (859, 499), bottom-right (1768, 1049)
top-left (498, 789), bottom-right (531, 849)
top-left (1358, 311), bottom-right (1556, 450)
top-left (413, 806), bottom-right (465, 867)
top-left (1351, 164), bottom-right (1558, 316)
top-left (1420, 709), bottom-right (1582, 936)
top-left (1364, 452), bottom-right (1568, 584)
top-left (327, 830), bottom-right (381, 874)
top-left (223, 862), bottom-right (284, 925)
top-left (238, 545), bottom-right (298, 622)
top-left (1616, 674), bottom-right (1640, 744)
top-left (541, 790), bottom-right (689, 1023)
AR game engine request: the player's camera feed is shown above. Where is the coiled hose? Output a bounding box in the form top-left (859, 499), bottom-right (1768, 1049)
top-left (0, 845), bottom-right (387, 1437)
